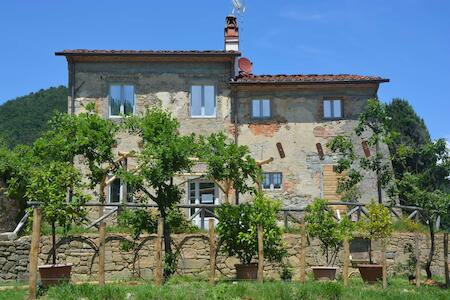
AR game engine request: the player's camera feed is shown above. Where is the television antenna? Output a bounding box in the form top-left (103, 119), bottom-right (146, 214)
top-left (231, 0), bottom-right (246, 16)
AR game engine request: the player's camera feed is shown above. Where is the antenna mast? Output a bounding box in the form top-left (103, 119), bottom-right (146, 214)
top-left (230, 0), bottom-right (246, 50)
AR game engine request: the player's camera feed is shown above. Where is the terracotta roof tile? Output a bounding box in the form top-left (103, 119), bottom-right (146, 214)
top-left (233, 74), bottom-right (389, 84)
top-left (55, 49), bottom-right (241, 56)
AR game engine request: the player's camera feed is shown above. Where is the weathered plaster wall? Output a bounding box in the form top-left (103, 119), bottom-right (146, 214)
top-left (72, 61), bottom-right (235, 209)
top-left (71, 61), bottom-right (389, 208)
top-left (235, 85), bottom-right (389, 206)
top-left (0, 232), bottom-right (448, 282)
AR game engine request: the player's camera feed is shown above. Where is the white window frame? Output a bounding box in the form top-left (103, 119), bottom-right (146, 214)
top-left (108, 84), bottom-right (136, 118)
top-left (323, 99), bottom-right (342, 119)
top-left (108, 177), bottom-right (134, 204)
top-left (251, 99), bottom-right (272, 119)
top-left (187, 179), bottom-right (219, 229)
top-left (190, 85), bottom-right (216, 118)
top-left (262, 172), bottom-right (283, 191)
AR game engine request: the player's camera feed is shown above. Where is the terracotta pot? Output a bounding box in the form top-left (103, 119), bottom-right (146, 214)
top-left (311, 266), bottom-right (338, 281)
top-left (358, 264), bottom-right (382, 283)
top-left (38, 264), bottom-right (72, 288)
top-left (235, 263), bottom-right (258, 280)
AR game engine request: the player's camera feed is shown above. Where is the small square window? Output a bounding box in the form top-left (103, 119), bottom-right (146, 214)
top-left (251, 99), bottom-right (271, 119)
top-left (262, 172), bottom-right (282, 190)
top-left (191, 85), bottom-right (216, 117)
top-left (323, 99), bottom-right (342, 119)
top-left (109, 84), bottom-right (135, 117)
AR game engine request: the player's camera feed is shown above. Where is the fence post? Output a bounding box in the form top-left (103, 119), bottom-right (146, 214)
top-left (155, 217), bottom-right (164, 286)
top-left (300, 218), bottom-right (306, 283)
top-left (381, 239), bottom-right (387, 289)
top-left (28, 206), bottom-right (41, 300)
top-left (444, 232), bottom-right (449, 289)
top-left (98, 221), bottom-right (106, 286)
top-left (415, 222), bottom-right (421, 287)
top-left (343, 237), bottom-right (349, 287)
top-left (257, 224), bottom-right (264, 283)
top-left (208, 219), bottom-right (216, 284)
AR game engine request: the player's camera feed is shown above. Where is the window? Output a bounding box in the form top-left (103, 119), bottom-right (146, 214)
top-left (189, 181), bottom-right (217, 217)
top-left (188, 180), bottom-right (218, 229)
top-left (109, 84), bottom-right (135, 117)
top-left (191, 85), bottom-right (216, 117)
top-left (251, 99), bottom-right (271, 119)
top-left (323, 99), bottom-right (342, 119)
top-left (108, 178), bottom-right (134, 203)
top-left (262, 172), bottom-right (282, 190)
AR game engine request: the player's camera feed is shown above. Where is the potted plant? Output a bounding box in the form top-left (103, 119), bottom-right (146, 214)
top-left (216, 194), bottom-right (286, 280)
top-left (356, 201), bottom-right (393, 283)
top-left (305, 198), bottom-right (354, 281)
top-left (25, 162), bottom-right (88, 288)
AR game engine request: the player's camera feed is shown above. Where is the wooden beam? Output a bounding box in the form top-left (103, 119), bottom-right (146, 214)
top-left (299, 219), bottom-right (306, 283)
top-left (343, 237), bottom-right (349, 287)
top-left (104, 176), bottom-right (117, 187)
top-left (444, 232), bottom-right (449, 289)
top-left (415, 230), bottom-right (421, 287)
top-left (256, 157), bottom-right (274, 166)
top-left (155, 218), bottom-right (163, 286)
top-left (98, 222), bottom-right (106, 286)
top-left (257, 224), bottom-right (264, 283)
top-left (209, 219), bottom-right (216, 284)
top-left (381, 239), bottom-right (387, 289)
top-left (28, 207), bottom-right (41, 300)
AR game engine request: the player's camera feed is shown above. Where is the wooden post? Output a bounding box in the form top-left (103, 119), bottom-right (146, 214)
top-left (28, 207), bottom-right (41, 300)
top-left (98, 221), bottom-right (106, 286)
top-left (257, 224), bottom-right (264, 283)
top-left (121, 157), bottom-right (128, 204)
top-left (299, 219), bottom-right (306, 283)
top-left (155, 217), bottom-right (163, 286)
top-left (444, 232), bottom-right (449, 289)
top-left (208, 219), bottom-right (216, 284)
top-left (343, 237), bottom-right (350, 287)
top-left (415, 231), bottom-right (421, 287)
top-left (381, 239), bottom-right (387, 289)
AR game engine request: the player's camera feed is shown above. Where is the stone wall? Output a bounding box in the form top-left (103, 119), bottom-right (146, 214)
top-left (0, 232), bottom-right (448, 282)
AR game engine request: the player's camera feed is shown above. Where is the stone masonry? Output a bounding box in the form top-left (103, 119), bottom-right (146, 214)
top-left (0, 232), bottom-right (448, 282)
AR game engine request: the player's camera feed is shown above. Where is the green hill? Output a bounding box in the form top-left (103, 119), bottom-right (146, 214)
top-left (0, 86), bottom-right (67, 147)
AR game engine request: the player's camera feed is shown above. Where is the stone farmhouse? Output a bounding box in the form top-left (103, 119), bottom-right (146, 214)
top-left (56, 16), bottom-right (389, 224)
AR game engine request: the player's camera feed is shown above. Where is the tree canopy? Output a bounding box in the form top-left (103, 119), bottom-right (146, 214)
top-left (0, 86), bottom-right (67, 147)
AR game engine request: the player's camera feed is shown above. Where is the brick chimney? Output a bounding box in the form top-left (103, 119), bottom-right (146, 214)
top-left (225, 15), bottom-right (239, 51)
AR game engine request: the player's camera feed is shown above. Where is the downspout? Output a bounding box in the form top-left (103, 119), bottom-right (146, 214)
top-left (230, 58), bottom-right (240, 204)
top-left (69, 59), bottom-right (76, 115)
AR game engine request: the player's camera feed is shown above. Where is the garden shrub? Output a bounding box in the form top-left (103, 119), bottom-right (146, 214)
top-left (216, 193), bottom-right (286, 264)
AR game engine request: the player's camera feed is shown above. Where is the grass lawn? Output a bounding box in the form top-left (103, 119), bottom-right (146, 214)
top-left (0, 277), bottom-right (448, 300)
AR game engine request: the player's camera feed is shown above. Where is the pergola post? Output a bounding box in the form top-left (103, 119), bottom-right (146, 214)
top-left (28, 206), bottom-right (41, 300)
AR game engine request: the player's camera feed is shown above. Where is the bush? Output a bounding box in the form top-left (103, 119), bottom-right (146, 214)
top-left (216, 193), bottom-right (286, 264)
top-left (357, 201), bottom-right (393, 264)
top-left (305, 198), bottom-right (354, 266)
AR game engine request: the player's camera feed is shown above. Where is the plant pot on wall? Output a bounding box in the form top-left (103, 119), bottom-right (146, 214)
top-left (38, 264), bottom-right (73, 288)
top-left (235, 263), bottom-right (258, 280)
top-left (311, 266), bottom-right (338, 281)
top-left (358, 264), bottom-right (382, 283)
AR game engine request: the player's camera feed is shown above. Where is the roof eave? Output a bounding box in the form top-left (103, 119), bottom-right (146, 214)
top-left (230, 79), bottom-right (390, 85)
top-left (54, 51), bottom-right (241, 57)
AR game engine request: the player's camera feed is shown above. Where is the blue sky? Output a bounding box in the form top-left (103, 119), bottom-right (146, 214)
top-left (0, 0), bottom-right (449, 140)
